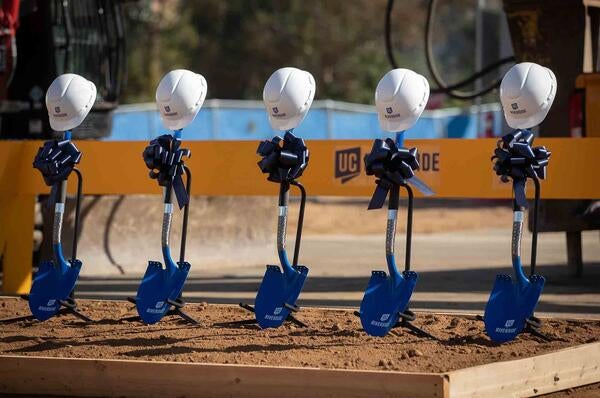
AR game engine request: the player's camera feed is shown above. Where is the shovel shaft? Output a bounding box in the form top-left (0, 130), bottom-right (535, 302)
top-left (161, 183), bottom-right (178, 274)
top-left (531, 177), bottom-right (540, 276)
top-left (386, 185), bottom-right (403, 283)
top-left (511, 210), bottom-right (528, 287)
top-left (277, 182), bottom-right (295, 276)
top-left (51, 130), bottom-right (72, 269)
top-left (52, 181), bottom-right (67, 245)
top-left (162, 184), bottom-right (173, 249)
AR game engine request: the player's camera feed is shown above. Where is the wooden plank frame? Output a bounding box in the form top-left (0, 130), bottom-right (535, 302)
top-left (0, 342), bottom-right (598, 398)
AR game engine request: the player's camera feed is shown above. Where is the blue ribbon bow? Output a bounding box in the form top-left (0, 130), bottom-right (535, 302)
top-left (492, 130), bottom-right (551, 207)
top-left (257, 131), bottom-right (309, 183)
top-left (33, 138), bottom-right (82, 207)
top-left (364, 138), bottom-right (420, 209)
top-left (33, 139), bottom-right (82, 186)
top-left (142, 134), bottom-right (191, 209)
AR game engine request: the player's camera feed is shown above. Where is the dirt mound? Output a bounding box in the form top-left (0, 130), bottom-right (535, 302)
top-left (1, 298), bottom-right (598, 374)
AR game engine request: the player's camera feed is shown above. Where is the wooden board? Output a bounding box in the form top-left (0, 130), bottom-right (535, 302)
top-left (447, 342), bottom-right (600, 397)
top-left (0, 355), bottom-right (448, 398)
top-left (1, 342), bottom-right (599, 397)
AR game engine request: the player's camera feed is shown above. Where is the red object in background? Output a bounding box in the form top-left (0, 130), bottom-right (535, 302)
top-left (483, 111), bottom-right (494, 138)
top-left (426, 93), bottom-right (444, 110)
top-left (0, 0), bottom-right (19, 99)
top-left (569, 90), bottom-right (584, 137)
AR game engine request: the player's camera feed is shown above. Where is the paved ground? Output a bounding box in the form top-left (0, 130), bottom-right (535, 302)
top-left (67, 228), bottom-right (600, 319)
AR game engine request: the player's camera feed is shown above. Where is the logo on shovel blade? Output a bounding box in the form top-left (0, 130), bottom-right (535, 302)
top-left (504, 319), bottom-right (515, 327)
top-left (370, 313), bottom-right (393, 328)
top-left (264, 306), bottom-right (284, 321)
top-left (335, 147), bottom-right (361, 183)
top-left (146, 301), bottom-right (166, 314)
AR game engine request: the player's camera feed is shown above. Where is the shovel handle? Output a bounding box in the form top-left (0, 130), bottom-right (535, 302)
top-left (530, 176), bottom-right (540, 276)
top-left (510, 176), bottom-right (541, 281)
top-left (385, 183), bottom-right (414, 282)
top-left (290, 181), bottom-right (306, 267)
top-left (385, 185), bottom-right (402, 282)
top-left (71, 168), bottom-right (83, 262)
top-left (161, 183), bottom-right (174, 249)
top-left (51, 131), bottom-right (72, 268)
top-left (179, 166), bottom-right (191, 263)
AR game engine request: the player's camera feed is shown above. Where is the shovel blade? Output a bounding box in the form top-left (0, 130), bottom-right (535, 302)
top-left (135, 261), bottom-right (191, 324)
top-left (359, 270), bottom-right (418, 337)
top-left (483, 274), bottom-right (545, 343)
top-left (254, 264), bottom-right (308, 329)
top-left (28, 259), bottom-right (82, 321)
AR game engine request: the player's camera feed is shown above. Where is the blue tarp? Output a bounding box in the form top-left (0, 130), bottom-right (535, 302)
top-left (108, 101), bottom-right (507, 141)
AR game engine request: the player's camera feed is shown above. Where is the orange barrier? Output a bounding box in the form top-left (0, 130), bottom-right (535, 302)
top-left (1, 138), bottom-right (598, 293)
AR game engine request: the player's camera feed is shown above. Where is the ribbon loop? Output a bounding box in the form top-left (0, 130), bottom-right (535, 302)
top-left (257, 131), bottom-right (309, 183)
top-left (364, 138), bottom-right (421, 210)
top-left (33, 139), bottom-right (82, 186)
top-left (492, 129), bottom-right (551, 208)
top-left (142, 134), bottom-right (191, 209)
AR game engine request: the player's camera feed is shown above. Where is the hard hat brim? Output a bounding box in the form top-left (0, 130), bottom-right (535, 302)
top-left (377, 112), bottom-right (420, 133)
top-left (161, 111), bottom-right (200, 131)
top-left (504, 101), bottom-right (552, 130)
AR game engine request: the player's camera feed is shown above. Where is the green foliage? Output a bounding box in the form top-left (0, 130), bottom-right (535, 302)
top-left (120, 0), bottom-right (492, 105)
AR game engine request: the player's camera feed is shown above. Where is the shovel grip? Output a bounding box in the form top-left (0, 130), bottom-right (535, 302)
top-left (277, 182), bottom-right (290, 254)
top-left (511, 210), bottom-right (528, 286)
top-left (162, 203), bottom-right (173, 248)
top-left (277, 206), bottom-right (287, 253)
top-left (162, 184), bottom-right (174, 249)
top-left (52, 181), bottom-right (67, 245)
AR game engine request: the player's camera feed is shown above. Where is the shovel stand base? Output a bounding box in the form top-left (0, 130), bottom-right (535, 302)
top-left (354, 309), bottom-right (438, 340)
top-left (476, 314), bottom-right (552, 342)
top-left (215, 302), bottom-right (307, 328)
top-left (523, 316), bottom-right (552, 341)
top-left (122, 296), bottom-right (199, 325)
top-left (0, 294), bottom-right (93, 324)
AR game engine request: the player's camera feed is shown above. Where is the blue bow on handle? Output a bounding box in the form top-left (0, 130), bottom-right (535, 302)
top-left (257, 131), bottom-right (309, 183)
top-left (33, 138), bottom-right (82, 186)
top-left (484, 129), bottom-right (551, 343)
top-left (492, 130), bottom-right (550, 207)
top-left (364, 138), bottom-right (434, 210)
top-left (33, 136), bottom-right (82, 208)
top-left (142, 134), bottom-right (191, 209)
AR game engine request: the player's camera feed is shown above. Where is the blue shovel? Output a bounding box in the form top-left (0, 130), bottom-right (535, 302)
top-left (254, 180), bottom-right (309, 328)
top-left (131, 130), bottom-right (196, 325)
top-left (359, 183), bottom-right (418, 336)
top-left (27, 131), bottom-right (91, 322)
top-left (483, 177), bottom-right (546, 342)
top-left (358, 136), bottom-right (435, 338)
top-left (484, 130), bottom-right (551, 342)
top-left (246, 132), bottom-right (309, 329)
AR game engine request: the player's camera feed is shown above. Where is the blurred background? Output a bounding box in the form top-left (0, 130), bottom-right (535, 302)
top-left (1, 0), bottom-right (518, 140)
top-left (0, 0), bottom-right (598, 316)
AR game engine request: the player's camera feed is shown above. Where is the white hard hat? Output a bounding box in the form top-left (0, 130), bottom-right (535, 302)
top-left (500, 62), bottom-right (557, 129)
top-left (45, 74), bottom-right (97, 132)
top-left (263, 67), bottom-right (315, 131)
top-left (375, 68), bottom-right (430, 132)
top-left (156, 69), bottom-right (207, 131)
